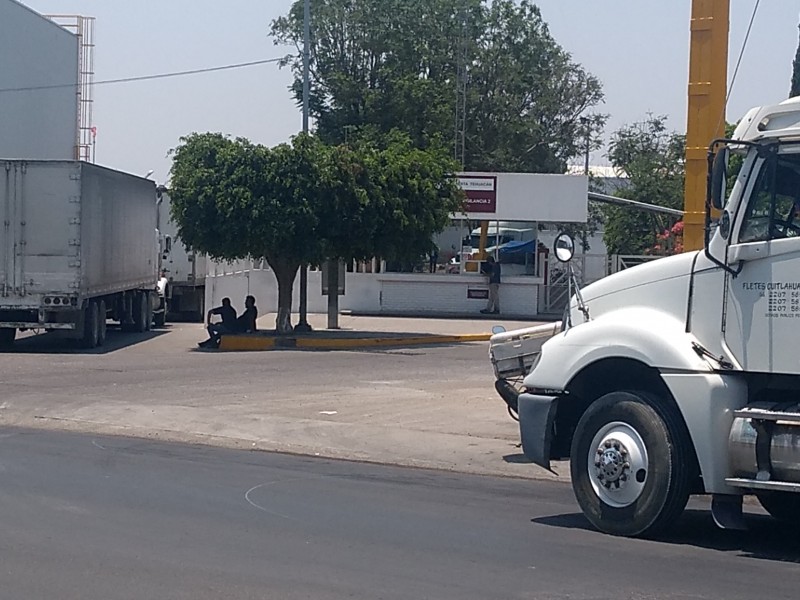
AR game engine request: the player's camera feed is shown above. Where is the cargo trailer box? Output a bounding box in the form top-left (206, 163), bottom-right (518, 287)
top-left (0, 160), bottom-right (158, 347)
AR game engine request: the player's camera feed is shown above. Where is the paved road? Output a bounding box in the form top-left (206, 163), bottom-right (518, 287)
top-left (0, 428), bottom-right (798, 600)
top-left (1, 319), bottom-right (559, 479)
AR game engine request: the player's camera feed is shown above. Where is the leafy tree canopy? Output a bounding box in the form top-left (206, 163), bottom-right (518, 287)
top-left (271, 0), bottom-right (605, 174)
top-left (791, 22), bottom-right (800, 98)
top-left (169, 132), bottom-right (463, 332)
top-left (602, 116), bottom-right (685, 255)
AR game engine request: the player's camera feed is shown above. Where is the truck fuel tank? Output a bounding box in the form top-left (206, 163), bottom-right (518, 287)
top-left (729, 408), bottom-right (800, 484)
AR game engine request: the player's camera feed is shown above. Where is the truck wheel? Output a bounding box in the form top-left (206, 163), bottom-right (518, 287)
top-left (0, 328), bottom-right (16, 347)
top-left (756, 492), bottom-right (800, 523)
top-left (144, 293), bottom-right (153, 332)
top-left (80, 301), bottom-right (100, 349)
top-left (132, 291), bottom-right (148, 333)
top-left (570, 390), bottom-right (692, 538)
top-left (97, 300), bottom-right (107, 347)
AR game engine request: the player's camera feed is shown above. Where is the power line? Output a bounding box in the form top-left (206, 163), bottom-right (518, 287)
top-left (724, 0), bottom-right (761, 116)
top-left (0, 57), bottom-right (285, 95)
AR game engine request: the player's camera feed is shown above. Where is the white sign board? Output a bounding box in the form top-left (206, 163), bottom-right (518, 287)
top-left (456, 172), bottom-right (588, 223)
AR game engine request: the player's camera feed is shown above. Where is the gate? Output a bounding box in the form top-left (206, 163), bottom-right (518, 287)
top-left (537, 256), bottom-right (586, 316)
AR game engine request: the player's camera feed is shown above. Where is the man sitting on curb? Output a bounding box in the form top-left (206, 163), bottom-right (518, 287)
top-left (199, 297), bottom-right (237, 349)
top-left (236, 295), bottom-right (258, 333)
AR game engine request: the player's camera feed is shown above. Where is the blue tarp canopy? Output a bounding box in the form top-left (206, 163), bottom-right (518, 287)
top-left (498, 240), bottom-right (535, 255)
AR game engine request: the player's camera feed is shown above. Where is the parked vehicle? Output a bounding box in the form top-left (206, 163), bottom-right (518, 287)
top-left (489, 97), bottom-right (800, 537)
top-left (0, 160), bottom-right (159, 348)
top-left (156, 187), bottom-right (206, 322)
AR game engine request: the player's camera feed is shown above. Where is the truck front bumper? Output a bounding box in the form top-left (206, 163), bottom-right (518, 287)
top-left (518, 392), bottom-right (561, 472)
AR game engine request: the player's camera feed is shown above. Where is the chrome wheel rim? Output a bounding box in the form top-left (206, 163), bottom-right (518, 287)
top-left (587, 421), bottom-right (649, 508)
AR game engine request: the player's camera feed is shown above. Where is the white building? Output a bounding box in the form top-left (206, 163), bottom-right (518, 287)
top-left (0, 0), bottom-right (81, 160)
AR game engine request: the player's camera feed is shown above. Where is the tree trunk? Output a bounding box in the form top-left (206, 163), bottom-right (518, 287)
top-left (267, 256), bottom-right (300, 335)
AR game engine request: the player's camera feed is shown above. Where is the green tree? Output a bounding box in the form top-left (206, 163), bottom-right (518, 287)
top-left (603, 116), bottom-right (685, 255)
top-left (169, 132), bottom-right (463, 333)
top-left (791, 22), bottom-right (800, 98)
top-left (271, 0), bottom-right (605, 173)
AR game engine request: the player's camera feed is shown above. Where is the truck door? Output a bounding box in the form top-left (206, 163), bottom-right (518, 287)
top-left (0, 162), bottom-right (80, 300)
top-left (724, 148), bottom-right (800, 374)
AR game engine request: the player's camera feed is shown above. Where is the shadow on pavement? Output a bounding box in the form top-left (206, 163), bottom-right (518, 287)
top-left (532, 507), bottom-right (800, 563)
top-left (0, 326), bottom-right (170, 355)
top-left (502, 453), bottom-right (532, 464)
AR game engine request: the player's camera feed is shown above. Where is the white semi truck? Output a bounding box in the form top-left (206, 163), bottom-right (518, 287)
top-left (156, 187), bottom-right (206, 322)
top-left (489, 97), bottom-right (800, 537)
top-left (0, 160), bottom-right (160, 348)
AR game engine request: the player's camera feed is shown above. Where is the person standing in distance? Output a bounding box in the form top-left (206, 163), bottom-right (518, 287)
top-left (480, 256), bottom-right (501, 315)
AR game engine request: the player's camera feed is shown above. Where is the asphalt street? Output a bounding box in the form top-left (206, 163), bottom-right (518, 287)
top-left (0, 428), bottom-right (798, 600)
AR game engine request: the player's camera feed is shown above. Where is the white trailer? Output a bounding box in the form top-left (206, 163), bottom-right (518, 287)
top-left (156, 187), bottom-right (206, 322)
top-left (0, 160), bottom-right (159, 347)
top-left (489, 97), bottom-right (800, 537)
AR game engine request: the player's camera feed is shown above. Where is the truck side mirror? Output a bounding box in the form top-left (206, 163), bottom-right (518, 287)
top-left (710, 146), bottom-right (729, 210)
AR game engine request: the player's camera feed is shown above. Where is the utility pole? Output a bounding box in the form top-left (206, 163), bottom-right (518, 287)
top-left (683, 0), bottom-right (729, 251)
top-left (296, 0), bottom-right (313, 333)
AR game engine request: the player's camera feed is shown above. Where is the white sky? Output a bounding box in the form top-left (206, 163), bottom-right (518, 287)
top-left (19, 0), bottom-right (800, 182)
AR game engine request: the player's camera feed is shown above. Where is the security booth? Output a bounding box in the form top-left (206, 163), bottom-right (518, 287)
top-left (374, 171), bottom-right (587, 318)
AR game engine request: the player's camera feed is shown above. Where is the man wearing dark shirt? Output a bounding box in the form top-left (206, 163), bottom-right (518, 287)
top-left (199, 297), bottom-right (237, 348)
top-left (236, 295), bottom-right (258, 333)
top-left (480, 256), bottom-right (501, 314)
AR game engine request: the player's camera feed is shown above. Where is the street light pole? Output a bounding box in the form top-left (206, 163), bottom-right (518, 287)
top-left (296, 0), bottom-right (313, 333)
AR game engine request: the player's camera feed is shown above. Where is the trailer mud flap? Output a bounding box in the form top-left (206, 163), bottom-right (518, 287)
top-left (517, 393), bottom-right (559, 471)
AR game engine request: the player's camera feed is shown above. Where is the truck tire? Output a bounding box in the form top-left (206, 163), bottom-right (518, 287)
top-left (756, 492), bottom-right (800, 524)
top-left (132, 291), bottom-right (148, 333)
top-left (80, 301), bottom-right (101, 349)
top-left (0, 328), bottom-right (16, 347)
top-left (144, 293), bottom-right (154, 332)
top-left (570, 390), bottom-right (692, 538)
top-left (97, 299), bottom-right (107, 347)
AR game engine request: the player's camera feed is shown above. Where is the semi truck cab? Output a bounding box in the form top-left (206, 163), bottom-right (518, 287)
top-left (490, 97), bottom-right (800, 537)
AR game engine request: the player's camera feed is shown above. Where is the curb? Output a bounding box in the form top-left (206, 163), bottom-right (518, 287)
top-left (218, 332), bottom-right (491, 352)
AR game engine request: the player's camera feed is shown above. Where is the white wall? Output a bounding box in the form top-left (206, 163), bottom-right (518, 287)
top-left (0, 0), bottom-right (79, 160)
top-left (205, 261), bottom-right (541, 320)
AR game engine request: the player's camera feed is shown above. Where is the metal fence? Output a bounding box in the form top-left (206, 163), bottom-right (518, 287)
top-left (537, 254), bottom-right (660, 316)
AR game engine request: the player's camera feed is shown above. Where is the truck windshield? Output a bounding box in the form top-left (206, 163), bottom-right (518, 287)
top-left (739, 151), bottom-right (800, 243)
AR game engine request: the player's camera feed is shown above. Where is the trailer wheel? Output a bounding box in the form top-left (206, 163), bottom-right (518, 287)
top-left (570, 390), bottom-right (692, 538)
top-left (80, 301), bottom-right (101, 349)
top-left (756, 492), bottom-right (800, 523)
top-left (144, 293), bottom-right (153, 332)
top-left (97, 300), bottom-right (107, 347)
top-left (0, 328), bottom-right (16, 348)
top-left (132, 291), bottom-right (148, 333)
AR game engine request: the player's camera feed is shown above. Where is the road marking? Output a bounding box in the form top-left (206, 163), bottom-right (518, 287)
top-left (91, 440), bottom-right (106, 450)
top-left (319, 411), bottom-right (337, 415)
top-left (245, 479), bottom-right (310, 521)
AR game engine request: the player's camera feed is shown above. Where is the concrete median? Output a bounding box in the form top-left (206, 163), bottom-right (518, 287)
top-left (219, 331), bottom-right (491, 351)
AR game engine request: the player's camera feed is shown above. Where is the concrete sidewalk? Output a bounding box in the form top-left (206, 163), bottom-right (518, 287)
top-left (218, 313), bottom-right (539, 351)
top-left (6, 313), bottom-right (570, 483)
